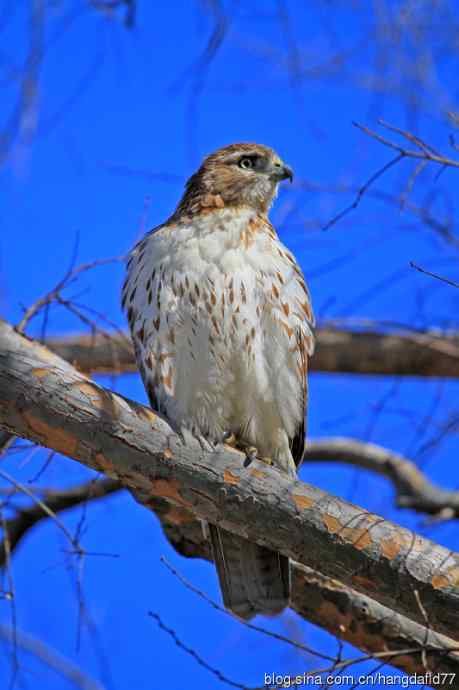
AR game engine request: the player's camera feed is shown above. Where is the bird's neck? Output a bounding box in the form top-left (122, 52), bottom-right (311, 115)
top-left (171, 171), bottom-right (275, 221)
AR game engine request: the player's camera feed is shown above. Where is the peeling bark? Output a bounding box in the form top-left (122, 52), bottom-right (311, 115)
top-left (1, 474), bottom-right (458, 682)
top-left (1, 318), bottom-right (459, 643)
top-left (157, 514), bottom-right (459, 681)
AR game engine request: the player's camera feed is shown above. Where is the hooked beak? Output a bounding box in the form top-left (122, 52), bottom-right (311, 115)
top-left (271, 161), bottom-right (294, 183)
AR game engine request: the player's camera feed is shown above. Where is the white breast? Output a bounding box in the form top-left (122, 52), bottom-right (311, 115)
top-left (123, 208), bottom-right (314, 474)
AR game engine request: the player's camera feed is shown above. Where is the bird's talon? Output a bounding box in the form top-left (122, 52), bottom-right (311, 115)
top-left (246, 446), bottom-right (258, 461)
top-left (238, 444), bottom-right (258, 467)
top-left (259, 456), bottom-right (273, 467)
top-left (222, 431), bottom-right (237, 446)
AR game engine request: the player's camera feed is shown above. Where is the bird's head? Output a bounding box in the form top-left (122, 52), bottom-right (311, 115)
top-left (175, 143), bottom-right (293, 217)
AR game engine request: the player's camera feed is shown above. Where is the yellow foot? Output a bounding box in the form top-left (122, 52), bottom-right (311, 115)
top-left (258, 456), bottom-right (273, 467)
top-left (230, 439), bottom-right (256, 461)
top-left (222, 431), bottom-right (237, 447)
top-left (222, 435), bottom-right (273, 468)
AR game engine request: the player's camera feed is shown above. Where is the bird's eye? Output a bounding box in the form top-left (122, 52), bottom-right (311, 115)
top-left (239, 157), bottom-right (254, 170)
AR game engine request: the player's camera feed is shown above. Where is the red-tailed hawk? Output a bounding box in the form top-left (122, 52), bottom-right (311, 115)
top-left (123, 143), bottom-right (314, 619)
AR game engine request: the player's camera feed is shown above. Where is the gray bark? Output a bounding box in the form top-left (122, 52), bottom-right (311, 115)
top-left (1, 318), bottom-right (459, 642)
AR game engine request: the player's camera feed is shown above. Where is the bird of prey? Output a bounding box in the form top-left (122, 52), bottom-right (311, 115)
top-left (122, 143), bottom-right (314, 619)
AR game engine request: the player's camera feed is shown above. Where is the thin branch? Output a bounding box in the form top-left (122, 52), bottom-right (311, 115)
top-left (322, 153), bottom-right (404, 231)
top-left (0, 468), bottom-right (81, 553)
top-left (296, 177), bottom-right (459, 250)
top-left (160, 556), bottom-right (334, 662)
top-left (149, 612), bottom-right (248, 690)
top-left (0, 507), bottom-right (18, 686)
top-left (400, 159), bottom-right (428, 209)
top-left (354, 120), bottom-right (459, 170)
top-left (0, 0), bottom-right (44, 167)
top-left (0, 478), bottom-right (120, 567)
top-left (411, 262), bottom-right (459, 289)
top-left (0, 622), bottom-right (105, 690)
top-left (150, 608), bottom-right (458, 690)
top-left (3, 255), bottom-right (125, 466)
top-left (324, 119), bottom-right (459, 231)
top-left (17, 254), bottom-right (124, 333)
top-left (291, 564), bottom-right (459, 683)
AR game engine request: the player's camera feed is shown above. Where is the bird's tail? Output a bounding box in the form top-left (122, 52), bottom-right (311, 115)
top-left (208, 523), bottom-right (290, 620)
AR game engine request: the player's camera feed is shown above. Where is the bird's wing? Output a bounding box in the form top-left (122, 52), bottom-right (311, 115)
top-left (262, 219), bottom-right (315, 469)
top-left (121, 224), bottom-right (182, 416)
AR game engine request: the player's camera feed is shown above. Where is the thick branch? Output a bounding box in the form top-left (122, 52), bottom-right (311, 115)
top-left (44, 328), bottom-right (459, 378)
top-left (1, 319), bottom-right (459, 642)
top-left (36, 330), bottom-right (459, 519)
top-left (292, 564), bottom-right (459, 682)
top-left (159, 517), bottom-right (459, 682)
top-left (3, 471), bottom-right (458, 681)
top-left (304, 439), bottom-right (459, 519)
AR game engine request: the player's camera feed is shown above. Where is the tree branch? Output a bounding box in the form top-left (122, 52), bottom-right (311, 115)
top-left (304, 438), bottom-right (459, 519)
top-left (0, 623), bottom-right (105, 690)
top-left (355, 120), bottom-right (459, 171)
top-left (291, 564), bottom-right (459, 683)
top-left (0, 478), bottom-right (120, 567)
top-left (2, 461), bottom-right (458, 682)
top-left (410, 262), bottom-right (459, 290)
top-left (0, 431), bottom-right (14, 455)
top-left (158, 529), bottom-right (459, 682)
top-left (44, 327), bottom-right (459, 378)
top-left (1, 319), bottom-right (459, 643)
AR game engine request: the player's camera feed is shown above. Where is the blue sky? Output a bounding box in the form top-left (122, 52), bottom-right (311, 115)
top-left (1, 2), bottom-right (459, 688)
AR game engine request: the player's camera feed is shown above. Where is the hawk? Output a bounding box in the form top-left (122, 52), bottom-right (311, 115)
top-left (122, 143), bottom-right (314, 619)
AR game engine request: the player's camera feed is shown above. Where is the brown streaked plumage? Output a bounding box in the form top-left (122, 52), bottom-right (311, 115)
top-left (123, 143), bottom-right (314, 619)
top-left (171, 142), bottom-right (293, 219)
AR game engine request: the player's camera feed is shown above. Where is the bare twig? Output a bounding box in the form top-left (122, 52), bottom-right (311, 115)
top-left (149, 611), bottom-right (248, 690)
top-left (354, 120), bottom-right (459, 170)
top-left (0, 468), bottom-right (82, 555)
top-left (150, 608), bottom-right (458, 690)
top-left (411, 262), bottom-right (459, 289)
top-left (0, 0), bottom-right (44, 167)
top-left (400, 159), bottom-right (428, 208)
top-left (324, 119), bottom-right (459, 231)
top-left (322, 153), bottom-right (404, 231)
top-left (16, 254), bottom-right (124, 333)
top-left (0, 622), bottom-right (105, 690)
top-left (0, 479), bottom-right (120, 567)
top-left (0, 507), bottom-right (18, 686)
top-left (160, 556), bottom-right (334, 662)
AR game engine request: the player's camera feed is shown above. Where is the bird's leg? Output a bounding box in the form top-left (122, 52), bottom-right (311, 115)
top-left (242, 447), bottom-right (274, 469)
top-left (258, 456), bottom-right (274, 467)
top-left (239, 441), bottom-right (258, 467)
top-left (222, 432), bottom-right (273, 468)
